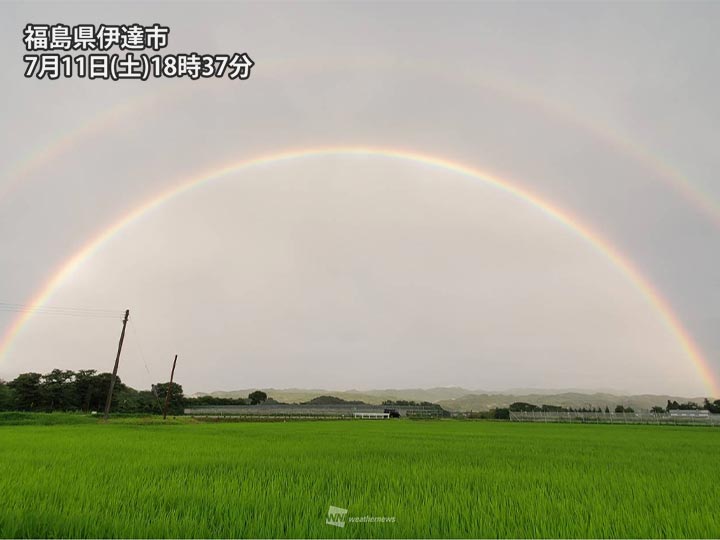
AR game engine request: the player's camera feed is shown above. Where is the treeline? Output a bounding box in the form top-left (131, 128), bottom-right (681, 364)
top-left (187, 395), bottom-right (249, 406)
top-left (189, 390), bottom-right (269, 406)
top-left (465, 398), bottom-right (720, 420)
top-left (665, 399), bottom-right (720, 413)
top-left (382, 399), bottom-right (437, 407)
top-left (0, 370), bottom-right (184, 415)
top-left (504, 399), bottom-right (720, 416)
top-left (508, 402), bottom-right (636, 413)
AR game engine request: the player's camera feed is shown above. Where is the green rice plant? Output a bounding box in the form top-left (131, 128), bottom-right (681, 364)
top-left (0, 420), bottom-right (718, 538)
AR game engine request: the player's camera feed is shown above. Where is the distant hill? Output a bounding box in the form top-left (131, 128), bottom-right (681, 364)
top-left (193, 387), bottom-right (707, 412)
top-left (193, 387), bottom-right (473, 405)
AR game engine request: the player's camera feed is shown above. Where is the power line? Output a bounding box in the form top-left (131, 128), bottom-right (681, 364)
top-left (0, 302), bottom-right (124, 319)
top-left (0, 301), bottom-right (120, 312)
top-left (129, 318), bottom-right (152, 376)
top-left (0, 309), bottom-right (121, 319)
top-left (128, 317), bottom-right (164, 411)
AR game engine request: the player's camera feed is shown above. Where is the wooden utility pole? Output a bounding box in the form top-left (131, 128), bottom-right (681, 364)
top-left (103, 309), bottom-right (129, 420)
top-left (162, 354), bottom-right (178, 420)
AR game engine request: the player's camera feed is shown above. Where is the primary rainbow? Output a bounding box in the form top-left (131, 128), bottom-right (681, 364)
top-left (1, 146), bottom-right (717, 396)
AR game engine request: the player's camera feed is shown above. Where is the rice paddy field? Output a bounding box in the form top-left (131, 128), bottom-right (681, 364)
top-left (0, 418), bottom-right (719, 538)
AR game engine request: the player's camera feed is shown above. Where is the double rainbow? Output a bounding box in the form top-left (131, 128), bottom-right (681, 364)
top-left (1, 147), bottom-right (717, 396)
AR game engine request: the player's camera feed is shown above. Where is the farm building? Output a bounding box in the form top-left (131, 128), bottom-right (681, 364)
top-left (185, 403), bottom-right (446, 418)
top-left (669, 409), bottom-right (710, 417)
top-left (353, 412), bottom-right (390, 419)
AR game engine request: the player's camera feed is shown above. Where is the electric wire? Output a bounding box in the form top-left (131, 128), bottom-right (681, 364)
top-left (0, 302), bottom-right (123, 319)
top-left (128, 317), bottom-right (164, 411)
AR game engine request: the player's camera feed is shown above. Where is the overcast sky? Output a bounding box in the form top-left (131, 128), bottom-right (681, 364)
top-left (0, 1), bottom-right (718, 396)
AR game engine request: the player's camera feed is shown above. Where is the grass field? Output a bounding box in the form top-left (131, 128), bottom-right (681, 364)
top-left (0, 418), bottom-right (718, 538)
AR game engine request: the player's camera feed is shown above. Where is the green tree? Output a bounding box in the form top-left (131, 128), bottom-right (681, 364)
top-left (186, 395), bottom-right (248, 407)
top-left (493, 407), bottom-right (510, 420)
top-left (114, 386), bottom-right (141, 413)
top-left (8, 373), bottom-right (44, 410)
top-left (153, 382), bottom-right (185, 415)
top-left (651, 406), bottom-right (665, 414)
top-left (41, 369), bottom-right (77, 411)
top-left (703, 398), bottom-right (720, 414)
top-left (678, 401), bottom-right (699, 410)
top-left (0, 379), bottom-right (14, 410)
top-left (137, 390), bottom-right (163, 413)
top-left (509, 402), bottom-right (540, 412)
top-left (541, 404), bottom-right (565, 412)
top-left (248, 390), bottom-right (267, 405)
top-left (73, 370), bottom-right (98, 412)
top-left (0, 368), bottom-right (194, 415)
top-left (86, 372), bottom-right (127, 413)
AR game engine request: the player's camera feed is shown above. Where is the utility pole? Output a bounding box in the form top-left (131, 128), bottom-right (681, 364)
top-left (103, 309), bottom-right (129, 421)
top-left (163, 354), bottom-right (178, 420)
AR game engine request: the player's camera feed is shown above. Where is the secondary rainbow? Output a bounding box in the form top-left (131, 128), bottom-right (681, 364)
top-left (1, 146), bottom-right (717, 396)
top-left (3, 62), bottom-right (720, 232)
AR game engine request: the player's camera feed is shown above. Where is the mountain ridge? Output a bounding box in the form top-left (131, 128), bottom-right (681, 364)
top-left (192, 387), bottom-right (708, 411)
